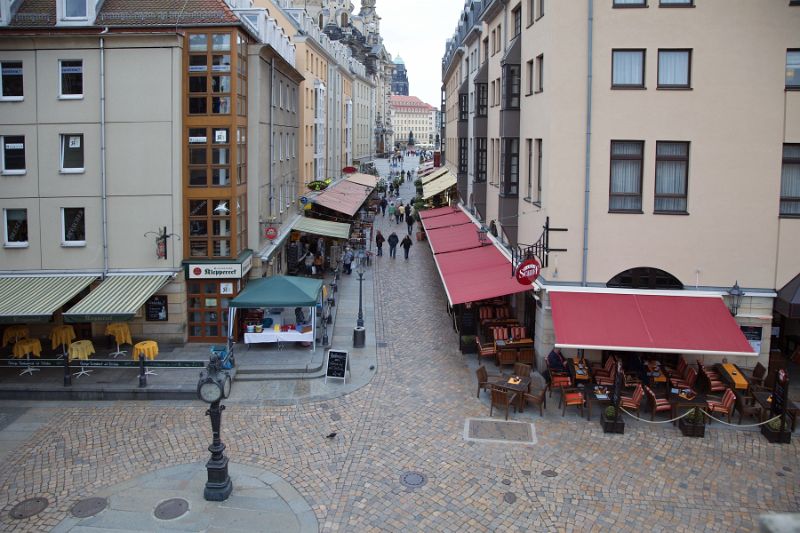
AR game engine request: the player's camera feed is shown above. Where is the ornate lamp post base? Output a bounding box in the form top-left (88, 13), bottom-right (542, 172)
top-left (203, 401), bottom-right (233, 501)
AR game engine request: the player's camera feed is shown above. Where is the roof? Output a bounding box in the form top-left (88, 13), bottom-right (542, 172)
top-left (8, 0), bottom-right (240, 28)
top-left (550, 292), bottom-right (756, 356)
top-left (389, 95), bottom-right (436, 112)
top-left (393, 54), bottom-right (404, 64)
top-left (776, 272), bottom-right (800, 318)
top-left (230, 275), bottom-right (322, 308)
top-left (313, 180), bottom-right (373, 217)
top-left (293, 217), bottom-right (351, 240)
top-left (432, 245), bottom-right (528, 305)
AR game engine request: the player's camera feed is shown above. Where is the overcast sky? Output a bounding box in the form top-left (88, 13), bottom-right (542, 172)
top-left (352, 0), bottom-right (464, 109)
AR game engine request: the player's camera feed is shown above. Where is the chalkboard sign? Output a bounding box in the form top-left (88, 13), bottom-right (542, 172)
top-left (145, 295), bottom-right (168, 321)
top-left (459, 308), bottom-right (477, 335)
top-left (325, 349), bottom-right (349, 384)
top-left (771, 369), bottom-right (788, 416)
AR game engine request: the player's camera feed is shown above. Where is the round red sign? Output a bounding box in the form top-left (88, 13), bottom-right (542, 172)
top-left (265, 227), bottom-right (278, 240)
top-left (515, 258), bottom-right (541, 286)
top-left (192, 267), bottom-right (202, 276)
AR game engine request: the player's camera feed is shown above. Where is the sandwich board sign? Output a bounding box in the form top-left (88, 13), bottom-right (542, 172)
top-left (325, 349), bottom-right (349, 384)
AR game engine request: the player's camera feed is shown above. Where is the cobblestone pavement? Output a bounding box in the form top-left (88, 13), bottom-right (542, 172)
top-left (0, 162), bottom-right (798, 532)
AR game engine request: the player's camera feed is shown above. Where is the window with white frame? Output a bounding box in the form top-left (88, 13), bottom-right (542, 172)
top-left (59, 59), bottom-right (83, 98)
top-left (612, 49), bottom-right (645, 88)
top-left (1, 136), bottom-right (25, 174)
top-left (61, 207), bottom-right (85, 245)
top-left (4, 208), bottom-right (28, 247)
top-left (60, 134), bottom-right (84, 172)
top-left (64, 0), bottom-right (88, 19)
top-left (787, 50), bottom-right (800, 89)
top-left (1, 61), bottom-right (23, 100)
top-left (658, 49), bottom-right (691, 88)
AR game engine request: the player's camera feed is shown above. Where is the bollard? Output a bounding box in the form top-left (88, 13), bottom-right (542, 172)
top-left (63, 355), bottom-right (72, 387)
top-left (138, 355), bottom-right (147, 388)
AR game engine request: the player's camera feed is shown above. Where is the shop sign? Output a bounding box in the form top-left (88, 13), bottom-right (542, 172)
top-left (265, 226), bottom-right (278, 240)
top-left (307, 180), bottom-right (329, 191)
top-left (189, 264), bottom-right (241, 279)
top-left (515, 258), bottom-right (541, 286)
top-left (343, 166), bottom-right (357, 174)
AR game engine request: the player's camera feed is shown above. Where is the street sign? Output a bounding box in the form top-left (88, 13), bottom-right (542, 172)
top-left (515, 258), bottom-right (541, 285)
top-left (300, 196), bottom-right (309, 205)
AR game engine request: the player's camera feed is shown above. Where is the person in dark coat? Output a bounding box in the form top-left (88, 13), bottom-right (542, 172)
top-left (406, 211), bottom-right (415, 236)
top-left (400, 235), bottom-right (413, 260)
top-left (380, 197), bottom-right (387, 216)
top-left (387, 232), bottom-right (399, 259)
top-left (375, 230), bottom-right (385, 256)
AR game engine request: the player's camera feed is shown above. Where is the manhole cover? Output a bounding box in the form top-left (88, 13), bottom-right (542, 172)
top-left (70, 497), bottom-right (107, 518)
top-left (9, 497), bottom-right (49, 519)
top-left (502, 479), bottom-right (511, 486)
top-left (504, 492), bottom-right (517, 504)
top-left (400, 472), bottom-right (427, 488)
top-left (154, 498), bottom-right (189, 520)
top-left (541, 470), bottom-right (558, 478)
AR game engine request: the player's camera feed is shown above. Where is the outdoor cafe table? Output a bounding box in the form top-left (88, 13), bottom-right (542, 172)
top-left (715, 363), bottom-right (749, 391)
top-left (583, 385), bottom-right (613, 420)
top-left (494, 375), bottom-right (532, 411)
top-left (668, 389), bottom-right (707, 425)
top-left (646, 360), bottom-right (668, 388)
top-left (752, 391), bottom-right (798, 432)
top-left (2, 325), bottom-right (29, 347)
top-left (105, 322), bottom-right (132, 358)
top-left (68, 340), bottom-right (95, 378)
top-left (568, 358), bottom-right (591, 383)
top-left (12, 337), bottom-right (42, 376)
top-left (133, 341), bottom-right (159, 375)
top-left (50, 324), bottom-right (76, 358)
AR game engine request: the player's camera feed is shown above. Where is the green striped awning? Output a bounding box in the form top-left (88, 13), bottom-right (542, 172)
top-left (0, 276), bottom-right (97, 323)
top-left (64, 274), bottom-right (171, 322)
top-left (293, 217), bottom-right (351, 240)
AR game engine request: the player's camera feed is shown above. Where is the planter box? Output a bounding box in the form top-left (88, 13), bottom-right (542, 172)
top-left (600, 412), bottom-right (625, 434)
top-left (678, 417), bottom-right (705, 438)
top-left (761, 424), bottom-right (792, 444)
top-left (416, 231), bottom-right (426, 242)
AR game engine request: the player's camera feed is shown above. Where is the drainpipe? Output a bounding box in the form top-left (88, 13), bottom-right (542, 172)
top-left (100, 29), bottom-right (109, 276)
top-left (580, 0), bottom-right (594, 287)
top-left (269, 56), bottom-right (276, 236)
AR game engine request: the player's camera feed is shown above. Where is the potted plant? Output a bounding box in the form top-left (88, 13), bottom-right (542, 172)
top-left (600, 405), bottom-right (625, 434)
top-left (678, 407), bottom-right (705, 438)
top-left (761, 416), bottom-right (792, 444)
top-left (460, 335), bottom-right (477, 355)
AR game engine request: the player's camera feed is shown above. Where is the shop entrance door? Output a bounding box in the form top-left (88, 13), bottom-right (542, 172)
top-left (187, 280), bottom-right (235, 342)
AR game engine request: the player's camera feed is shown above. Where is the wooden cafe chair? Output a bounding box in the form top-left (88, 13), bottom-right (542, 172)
top-left (490, 387), bottom-right (518, 420)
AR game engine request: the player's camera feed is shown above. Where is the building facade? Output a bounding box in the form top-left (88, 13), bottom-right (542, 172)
top-left (389, 95), bottom-right (438, 151)
top-left (442, 0), bottom-right (800, 369)
top-left (391, 55), bottom-right (409, 95)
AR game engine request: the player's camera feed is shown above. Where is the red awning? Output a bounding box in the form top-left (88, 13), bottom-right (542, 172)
top-left (419, 206), bottom-right (460, 220)
top-left (313, 180), bottom-right (371, 216)
top-left (421, 211), bottom-right (471, 230)
top-left (550, 291), bottom-right (756, 356)
top-left (433, 246), bottom-right (529, 305)
top-left (426, 224), bottom-right (482, 254)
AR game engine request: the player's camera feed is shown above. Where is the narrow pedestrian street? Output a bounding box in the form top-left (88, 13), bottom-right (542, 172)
top-left (0, 160), bottom-right (797, 532)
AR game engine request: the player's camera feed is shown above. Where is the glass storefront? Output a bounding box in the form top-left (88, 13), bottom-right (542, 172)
top-left (187, 279), bottom-right (236, 342)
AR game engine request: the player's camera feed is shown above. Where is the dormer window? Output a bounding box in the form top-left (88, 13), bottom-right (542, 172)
top-left (64, 0), bottom-right (88, 19)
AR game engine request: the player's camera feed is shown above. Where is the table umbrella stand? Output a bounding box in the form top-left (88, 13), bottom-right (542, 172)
top-left (109, 339), bottom-right (127, 358)
top-left (72, 363), bottom-right (92, 379)
top-left (19, 353), bottom-right (40, 376)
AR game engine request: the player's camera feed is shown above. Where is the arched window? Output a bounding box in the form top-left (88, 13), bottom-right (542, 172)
top-left (341, 13), bottom-right (348, 26)
top-left (607, 267), bottom-right (683, 290)
top-left (319, 14), bottom-right (324, 29)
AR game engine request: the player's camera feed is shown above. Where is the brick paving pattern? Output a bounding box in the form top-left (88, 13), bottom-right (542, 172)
top-left (0, 160), bottom-right (798, 531)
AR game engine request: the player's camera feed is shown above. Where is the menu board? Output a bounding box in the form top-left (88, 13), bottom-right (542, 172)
top-left (740, 326), bottom-right (762, 354)
top-left (771, 369), bottom-right (788, 418)
top-left (145, 295), bottom-right (168, 321)
top-left (325, 350), bottom-right (349, 383)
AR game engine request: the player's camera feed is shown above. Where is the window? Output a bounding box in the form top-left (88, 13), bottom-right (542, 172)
top-left (188, 199), bottom-right (233, 258)
top-left (528, 0), bottom-right (535, 25)
top-left (188, 127), bottom-right (230, 186)
top-left (660, 0), bottom-right (693, 5)
top-left (1, 136), bottom-right (25, 174)
top-left (654, 141), bottom-right (689, 213)
top-left (490, 80), bottom-right (496, 106)
top-left (4, 208), bottom-right (28, 247)
top-left (787, 50), bottom-right (800, 89)
top-left (781, 144), bottom-right (800, 216)
top-left (495, 78), bottom-right (501, 106)
top-left (187, 32), bottom-right (233, 115)
top-left (459, 93), bottom-right (468, 121)
top-left (525, 138), bottom-right (533, 199)
top-left (61, 207), bottom-right (85, 246)
top-left (612, 49), bottom-right (645, 88)
top-left (497, 24), bottom-right (502, 52)
top-left (502, 64), bottom-right (521, 109)
top-left (482, 38), bottom-right (489, 63)
top-left (59, 60), bottom-right (83, 98)
top-left (535, 138), bottom-right (543, 203)
top-left (60, 134), bottom-right (84, 172)
top-left (609, 141), bottom-right (643, 212)
top-left (537, 0), bottom-right (545, 19)
top-left (459, 138), bottom-right (468, 175)
top-left (526, 60), bottom-right (534, 95)
top-left (491, 30), bottom-right (497, 55)
top-left (64, 0), bottom-right (87, 18)
top-left (658, 49), bottom-right (691, 88)
top-left (475, 138), bottom-right (487, 182)
top-left (513, 5), bottom-right (522, 38)
top-left (614, 0), bottom-right (646, 6)
top-left (536, 54), bottom-right (544, 92)
top-left (501, 138), bottom-right (519, 196)
top-left (1, 61), bottom-right (23, 100)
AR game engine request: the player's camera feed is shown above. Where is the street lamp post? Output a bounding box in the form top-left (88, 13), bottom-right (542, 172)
top-left (353, 251), bottom-right (366, 347)
top-left (196, 354), bottom-right (233, 501)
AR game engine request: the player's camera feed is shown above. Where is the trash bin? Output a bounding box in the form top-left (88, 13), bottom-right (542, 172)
top-left (353, 326), bottom-right (366, 348)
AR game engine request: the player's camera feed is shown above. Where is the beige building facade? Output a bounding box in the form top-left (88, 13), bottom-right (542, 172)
top-left (442, 0), bottom-right (800, 370)
top-left (388, 95), bottom-right (438, 150)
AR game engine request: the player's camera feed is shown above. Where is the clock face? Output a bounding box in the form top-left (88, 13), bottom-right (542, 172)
top-left (198, 379), bottom-right (222, 403)
top-left (222, 374), bottom-right (232, 399)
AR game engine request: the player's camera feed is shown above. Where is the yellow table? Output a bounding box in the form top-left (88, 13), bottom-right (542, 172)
top-left (105, 322), bottom-right (132, 357)
top-left (2, 325), bottom-right (29, 347)
top-left (69, 340), bottom-right (95, 378)
top-left (133, 340), bottom-right (159, 376)
top-left (50, 325), bottom-right (76, 357)
top-left (12, 337), bottom-right (42, 376)
top-left (721, 363), bottom-right (749, 390)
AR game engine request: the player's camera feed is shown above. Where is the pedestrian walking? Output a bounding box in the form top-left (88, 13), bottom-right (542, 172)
top-left (388, 201), bottom-right (396, 220)
top-left (387, 232), bottom-right (399, 259)
top-left (375, 230), bottom-right (385, 257)
top-left (406, 212), bottom-right (415, 236)
top-left (396, 203), bottom-right (404, 224)
top-left (401, 234), bottom-right (413, 260)
top-left (342, 247), bottom-right (354, 275)
top-left (380, 197), bottom-right (387, 216)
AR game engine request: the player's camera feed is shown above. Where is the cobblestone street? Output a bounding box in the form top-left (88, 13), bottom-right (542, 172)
top-left (0, 165), bottom-right (798, 532)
